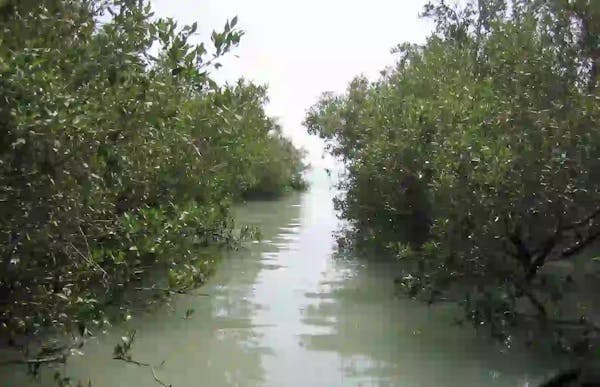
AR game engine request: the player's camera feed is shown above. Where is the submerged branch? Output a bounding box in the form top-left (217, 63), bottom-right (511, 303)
top-left (113, 356), bottom-right (150, 367)
top-left (0, 354), bottom-right (67, 367)
top-left (151, 366), bottom-right (171, 387)
top-left (114, 356), bottom-right (171, 387)
top-left (134, 287), bottom-right (210, 296)
top-left (0, 338), bottom-right (85, 368)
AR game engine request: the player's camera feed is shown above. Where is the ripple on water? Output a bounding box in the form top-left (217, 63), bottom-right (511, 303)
top-left (0, 170), bottom-right (561, 387)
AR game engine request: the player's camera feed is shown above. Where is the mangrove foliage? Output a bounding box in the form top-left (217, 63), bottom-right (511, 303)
top-left (0, 0), bottom-right (306, 358)
top-left (306, 0), bottom-right (600, 353)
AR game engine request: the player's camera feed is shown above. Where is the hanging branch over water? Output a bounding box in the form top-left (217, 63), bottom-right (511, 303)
top-left (113, 330), bottom-right (171, 387)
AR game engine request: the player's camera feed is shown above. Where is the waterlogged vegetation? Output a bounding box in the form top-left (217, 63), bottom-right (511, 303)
top-left (0, 0), bottom-right (305, 377)
top-left (306, 0), bottom-right (600, 371)
top-left (3, 0), bottom-right (600, 385)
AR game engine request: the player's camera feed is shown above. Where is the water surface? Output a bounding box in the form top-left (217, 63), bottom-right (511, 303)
top-left (2, 169), bottom-right (559, 386)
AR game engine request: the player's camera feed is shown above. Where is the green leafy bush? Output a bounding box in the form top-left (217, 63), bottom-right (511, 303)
top-left (307, 0), bottom-right (600, 348)
top-left (0, 0), bottom-right (305, 341)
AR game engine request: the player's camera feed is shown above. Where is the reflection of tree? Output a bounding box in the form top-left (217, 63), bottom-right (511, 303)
top-left (299, 257), bottom-right (560, 387)
top-left (3, 193), bottom-right (302, 387)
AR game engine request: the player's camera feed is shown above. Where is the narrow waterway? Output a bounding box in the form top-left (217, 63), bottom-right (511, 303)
top-left (3, 169), bottom-right (560, 386)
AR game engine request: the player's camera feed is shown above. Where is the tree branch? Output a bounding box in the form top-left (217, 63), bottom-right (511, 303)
top-left (513, 281), bottom-right (547, 318)
top-left (113, 331), bottom-right (171, 387)
top-left (0, 354), bottom-right (67, 367)
top-left (151, 366), bottom-right (171, 387)
top-left (508, 232), bottom-right (533, 270)
top-left (562, 207), bottom-right (600, 232)
top-left (561, 228), bottom-right (600, 258)
top-left (0, 338), bottom-right (85, 368)
top-left (113, 356), bottom-right (150, 367)
top-left (114, 356), bottom-right (171, 387)
top-left (134, 286), bottom-right (210, 297)
top-left (526, 228), bottom-right (560, 281)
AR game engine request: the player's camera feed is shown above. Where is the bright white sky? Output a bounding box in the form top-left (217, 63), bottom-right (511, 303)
top-left (151, 0), bottom-right (432, 168)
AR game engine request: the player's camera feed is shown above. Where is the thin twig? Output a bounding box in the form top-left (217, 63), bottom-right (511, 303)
top-left (0, 337), bottom-right (85, 367)
top-left (563, 207), bottom-right (600, 232)
top-left (190, 141), bottom-right (202, 158)
top-left (0, 354), bottom-right (67, 367)
top-left (78, 226), bottom-right (92, 258)
top-left (113, 356), bottom-right (150, 367)
top-left (151, 366), bottom-right (172, 387)
top-left (114, 356), bottom-right (171, 387)
top-left (190, 292), bottom-right (211, 297)
top-left (69, 242), bottom-right (108, 280)
top-left (134, 287), bottom-right (182, 294)
top-left (134, 287), bottom-right (210, 297)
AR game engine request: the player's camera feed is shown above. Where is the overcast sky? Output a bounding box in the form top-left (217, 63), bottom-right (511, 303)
top-left (151, 0), bottom-right (432, 168)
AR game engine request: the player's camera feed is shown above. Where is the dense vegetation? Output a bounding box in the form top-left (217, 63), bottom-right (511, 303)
top-left (0, 0), bottom-right (305, 357)
top-left (307, 0), bottom-right (600, 354)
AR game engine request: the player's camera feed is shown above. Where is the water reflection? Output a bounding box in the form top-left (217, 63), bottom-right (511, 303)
top-left (298, 258), bottom-right (559, 386)
top-left (1, 170), bottom-right (561, 386)
top-left (1, 191), bottom-right (303, 387)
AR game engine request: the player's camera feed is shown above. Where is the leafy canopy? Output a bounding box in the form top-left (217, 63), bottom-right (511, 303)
top-left (306, 0), bottom-right (600, 350)
top-left (0, 0), bottom-right (306, 347)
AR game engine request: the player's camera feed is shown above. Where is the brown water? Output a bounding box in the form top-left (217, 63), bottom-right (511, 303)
top-left (2, 169), bottom-right (560, 386)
